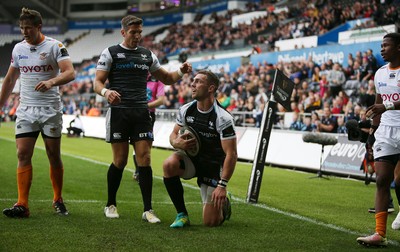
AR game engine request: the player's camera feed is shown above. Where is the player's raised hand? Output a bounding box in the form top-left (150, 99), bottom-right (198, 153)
top-left (180, 62), bottom-right (192, 75)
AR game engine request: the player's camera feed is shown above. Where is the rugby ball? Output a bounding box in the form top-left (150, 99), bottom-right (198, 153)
top-left (178, 126), bottom-right (201, 157)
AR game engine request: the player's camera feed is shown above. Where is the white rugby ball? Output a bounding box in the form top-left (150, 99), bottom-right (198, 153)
top-left (179, 126), bottom-right (200, 157)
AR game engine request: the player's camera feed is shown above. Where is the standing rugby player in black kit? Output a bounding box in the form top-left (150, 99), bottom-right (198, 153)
top-left (94, 15), bottom-right (192, 222)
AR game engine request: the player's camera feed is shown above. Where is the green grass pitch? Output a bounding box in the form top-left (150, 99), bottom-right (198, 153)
top-left (0, 122), bottom-right (399, 251)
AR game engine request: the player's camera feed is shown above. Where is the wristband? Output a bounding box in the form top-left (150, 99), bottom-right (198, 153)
top-left (218, 179), bottom-right (228, 188)
top-left (100, 88), bottom-right (108, 97)
top-left (177, 68), bottom-right (184, 77)
top-left (384, 102), bottom-right (395, 110)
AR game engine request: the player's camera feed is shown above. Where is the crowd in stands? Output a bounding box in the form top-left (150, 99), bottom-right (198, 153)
top-left (1, 0), bottom-right (398, 134)
top-left (143, 0), bottom-right (399, 57)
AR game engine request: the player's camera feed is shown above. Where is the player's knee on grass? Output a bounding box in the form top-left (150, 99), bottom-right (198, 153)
top-left (203, 203), bottom-right (223, 227)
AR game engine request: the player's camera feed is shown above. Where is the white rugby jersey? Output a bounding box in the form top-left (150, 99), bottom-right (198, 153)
top-left (10, 36), bottom-right (70, 107)
top-left (374, 64), bottom-right (400, 127)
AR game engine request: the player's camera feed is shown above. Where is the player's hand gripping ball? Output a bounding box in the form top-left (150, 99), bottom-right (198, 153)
top-left (179, 126), bottom-right (201, 157)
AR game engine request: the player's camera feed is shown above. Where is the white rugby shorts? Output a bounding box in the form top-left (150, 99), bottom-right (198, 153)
top-left (373, 125), bottom-right (400, 159)
top-left (15, 105), bottom-right (63, 137)
top-left (200, 183), bottom-right (216, 204)
top-left (176, 151), bottom-right (216, 204)
top-left (176, 151), bottom-right (196, 180)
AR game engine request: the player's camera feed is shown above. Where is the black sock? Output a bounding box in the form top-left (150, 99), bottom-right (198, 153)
top-left (107, 163), bottom-right (124, 207)
top-left (163, 176), bottom-right (187, 215)
top-left (137, 166), bottom-right (153, 211)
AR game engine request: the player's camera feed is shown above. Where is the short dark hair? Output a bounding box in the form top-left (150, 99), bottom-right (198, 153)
top-left (196, 70), bottom-right (220, 91)
top-left (121, 15), bottom-right (143, 30)
top-left (383, 33), bottom-right (400, 46)
top-left (19, 7), bottom-right (42, 26)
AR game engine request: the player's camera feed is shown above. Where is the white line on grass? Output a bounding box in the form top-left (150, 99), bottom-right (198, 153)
top-left (1, 136), bottom-right (399, 247)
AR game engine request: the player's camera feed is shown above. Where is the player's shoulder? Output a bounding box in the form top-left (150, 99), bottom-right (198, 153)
top-left (136, 46), bottom-right (153, 58)
top-left (180, 100), bottom-right (197, 112)
top-left (14, 40), bottom-right (28, 49)
top-left (376, 64), bottom-right (388, 72)
top-left (136, 46), bottom-right (151, 53)
top-left (214, 100), bottom-right (233, 119)
top-left (43, 36), bottom-right (64, 47)
top-left (107, 44), bottom-right (121, 53)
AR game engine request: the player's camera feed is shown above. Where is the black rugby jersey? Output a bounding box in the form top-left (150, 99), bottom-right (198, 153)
top-left (97, 45), bottom-right (160, 108)
top-left (177, 100), bottom-right (236, 179)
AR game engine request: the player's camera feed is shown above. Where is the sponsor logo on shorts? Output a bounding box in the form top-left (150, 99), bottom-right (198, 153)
top-left (50, 127), bottom-right (57, 133)
top-left (113, 133), bottom-right (122, 139)
top-left (139, 132), bottom-right (153, 138)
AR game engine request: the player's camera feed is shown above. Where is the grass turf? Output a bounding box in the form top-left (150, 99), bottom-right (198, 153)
top-left (0, 121), bottom-right (399, 251)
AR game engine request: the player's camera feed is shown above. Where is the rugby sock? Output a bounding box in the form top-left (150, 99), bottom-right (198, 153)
top-left (137, 166), bottom-right (153, 211)
top-left (17, 165), bottom-right (33, 208)
top-left (50, 166), bottom-right (64, 202)
top-left (107, 163), bottom-right (124, 207)
top-left (375, 211), bottom-right (388, 237)
top-left (163, 176), bottom-right (187, 215)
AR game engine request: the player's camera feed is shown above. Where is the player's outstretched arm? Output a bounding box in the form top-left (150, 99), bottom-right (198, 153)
top-left (152, 62), bottom-right (192, 85)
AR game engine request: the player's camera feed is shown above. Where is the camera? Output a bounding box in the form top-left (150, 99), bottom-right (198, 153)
top-left (345, 119), bottom-right (370, 143)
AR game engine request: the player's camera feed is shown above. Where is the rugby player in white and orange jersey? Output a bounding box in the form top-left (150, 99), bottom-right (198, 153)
top-left (0, 8), bottom-right (75, 218)
top-left (357, 33), bottom-right (400, 247)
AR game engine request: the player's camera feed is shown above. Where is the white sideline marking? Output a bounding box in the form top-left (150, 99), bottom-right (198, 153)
top-left (1, 136), bottom-right (399, 246)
